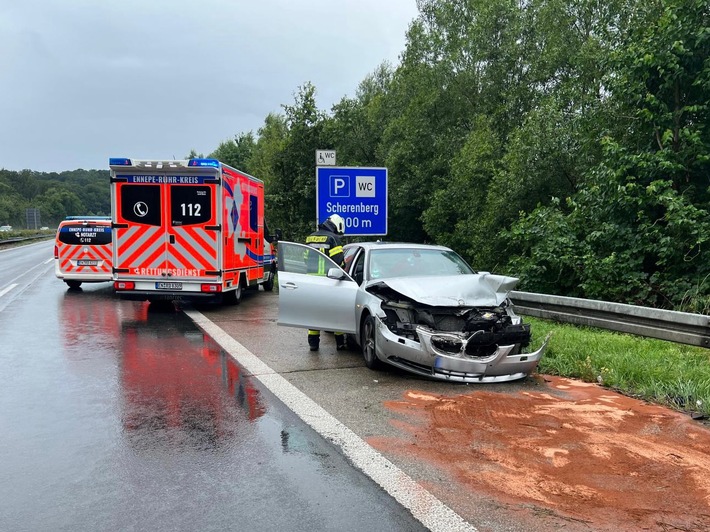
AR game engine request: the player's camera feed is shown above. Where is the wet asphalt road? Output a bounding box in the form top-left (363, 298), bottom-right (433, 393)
top-left (0, 242), bottom-right (427, 532)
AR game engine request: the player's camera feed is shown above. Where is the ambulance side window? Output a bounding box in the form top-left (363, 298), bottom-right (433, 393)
top-left (249, 194), bottom-right (258, 232)
top-left (121, 185), bottom-right (161, 226)
top-left (171, 186), bottom-right (212, 226)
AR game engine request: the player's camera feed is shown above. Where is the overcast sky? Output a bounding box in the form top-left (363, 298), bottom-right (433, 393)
top-left (0, 0), bottom-right (419, 173)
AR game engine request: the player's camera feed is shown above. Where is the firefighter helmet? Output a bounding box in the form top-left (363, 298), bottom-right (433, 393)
top-left (326, 214), bottom-right (345, 235)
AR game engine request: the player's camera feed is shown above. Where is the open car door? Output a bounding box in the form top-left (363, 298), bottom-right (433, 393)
top-left (277, 241), bottom-right (358, 334)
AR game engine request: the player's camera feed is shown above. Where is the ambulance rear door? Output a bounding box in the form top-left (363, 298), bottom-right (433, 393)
top-left (112, 165), bottom-right (220, 288)
top-left (166, 170), bottom-right (220, 283)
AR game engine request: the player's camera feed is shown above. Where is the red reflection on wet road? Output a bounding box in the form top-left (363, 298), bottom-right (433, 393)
top-left (60, 292), bottom-right (265, 450)
top-left (119, 303), bottom-right (265, 449)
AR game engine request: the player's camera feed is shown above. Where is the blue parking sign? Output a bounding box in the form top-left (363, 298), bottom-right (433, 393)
top-left (316, 167), bottom-right (387, 236)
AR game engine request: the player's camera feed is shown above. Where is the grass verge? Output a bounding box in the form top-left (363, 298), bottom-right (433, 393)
top-left (528, 316), bottom-right (710, 419)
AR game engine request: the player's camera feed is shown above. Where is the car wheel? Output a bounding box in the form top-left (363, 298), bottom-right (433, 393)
top-left (65, 280), bottom-right (82, 289)
top-left (361, 315), bottom-right (381, 370)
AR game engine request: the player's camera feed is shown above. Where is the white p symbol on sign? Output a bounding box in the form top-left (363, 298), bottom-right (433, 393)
top-left (330, 175), bottom-right (350, 197)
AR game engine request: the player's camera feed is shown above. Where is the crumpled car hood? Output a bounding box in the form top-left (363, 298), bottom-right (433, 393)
top-left (369, 274), bottom-right (519, 307)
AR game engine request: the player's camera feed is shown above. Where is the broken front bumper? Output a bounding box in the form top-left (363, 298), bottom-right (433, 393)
top-left (374, 317), bottom-right (550, 383)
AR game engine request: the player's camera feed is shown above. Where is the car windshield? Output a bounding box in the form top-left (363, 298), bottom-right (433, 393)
top-left (368, 248), bottom-right (475, 279)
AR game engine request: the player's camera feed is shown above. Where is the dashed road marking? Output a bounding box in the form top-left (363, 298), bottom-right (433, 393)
top-left (0, 283), bottom-right (18, 298)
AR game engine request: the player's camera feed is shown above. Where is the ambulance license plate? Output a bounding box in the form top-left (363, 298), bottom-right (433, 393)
top-left (155, 282), bottom-right (182, 290)
top-left (77, 260), bottom-right (98, 266)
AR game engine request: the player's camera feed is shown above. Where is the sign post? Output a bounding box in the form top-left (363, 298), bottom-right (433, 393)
top-left (316, 166), bottom-right (387, 236)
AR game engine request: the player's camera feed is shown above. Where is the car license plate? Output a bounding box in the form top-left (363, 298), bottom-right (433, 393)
top-left (77, 260), bottom-right (99, 266)
top-left (155, 282), bottom-right (182, 290)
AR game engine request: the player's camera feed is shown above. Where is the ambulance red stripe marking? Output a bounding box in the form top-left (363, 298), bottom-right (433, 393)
top-left (184, 226), bottom-right (217, 260)
top-left (166, 244), bottom-right (208, 273)
top-left (178, 227), bottom-right (217, 262)
top-left (118, 227), bottom-right (163, 270)
top-left (94, 244), bottom-right (112, 262)
top-left (169, 241), bottom-right (212, 271)
top-left (65, 246), bottom-right (82, 272)
top-left (118, 226), bottom-right (155, 260)
top-left (168, 227), bottom-right (216, 271)
top-left (66, 246), bottom-right (82, 260)
top-left (141, 244), bottom-right (167, 271)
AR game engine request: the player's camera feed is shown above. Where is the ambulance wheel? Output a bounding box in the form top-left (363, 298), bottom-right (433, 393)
top-left (224, 282), bottom-right (243, 305)
top-left (262, 270), bottom-right (275, 292)
top-left (65, 280), bottom-right (82, 289)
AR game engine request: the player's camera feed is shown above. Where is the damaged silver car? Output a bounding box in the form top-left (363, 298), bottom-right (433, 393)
top-left (277, 241), bottom-right (549, 383)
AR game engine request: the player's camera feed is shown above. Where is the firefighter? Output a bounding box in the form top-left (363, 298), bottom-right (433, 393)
top-left (304, 214), bottom-right (347, 351)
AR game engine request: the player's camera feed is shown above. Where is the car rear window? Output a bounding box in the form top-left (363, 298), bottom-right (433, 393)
top-left (57, 224), bottom-right (112, 246)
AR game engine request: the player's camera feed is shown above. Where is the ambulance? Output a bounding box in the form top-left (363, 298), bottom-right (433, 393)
top-left (54, 216), bottom-right (113, 289)
top-left (109, 158), bottom-right (277, 303)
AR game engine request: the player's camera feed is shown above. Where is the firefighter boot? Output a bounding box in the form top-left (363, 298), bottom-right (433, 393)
top-left (308, 332), bottom-right (320, 351)
top-left (335, 334), bottom-right (347, 351)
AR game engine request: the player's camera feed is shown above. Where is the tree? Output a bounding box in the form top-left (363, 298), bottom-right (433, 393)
top-left (185, 149), bottom-right (204, 159)
top-left (422, 114), bottom-right (501, 264)
top-left (507, 0), bottom-right (710, 309)
top-left (324, 62), bottom-right (395, 168)
top-left (0, 183), bottom-right (26, 226)
top-left (262, 83), bottom-right (326, 241)
top-left (35, 188), bottom-right (84, 223)
top-left (209, 132), bottom-right (256, 170)
top-left (249, 113), bottom-right (289, 232)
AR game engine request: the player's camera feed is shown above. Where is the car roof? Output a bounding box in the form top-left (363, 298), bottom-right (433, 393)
top-left (343, 241), bottom-right (453, 252)
top-left (59, 218), bottom-right (111, 226)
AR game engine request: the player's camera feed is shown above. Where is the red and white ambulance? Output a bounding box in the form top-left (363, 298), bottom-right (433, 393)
top-left (54, 216), bottom-right (113, 289)
top-left (109, 158), bottom-right (276, 303)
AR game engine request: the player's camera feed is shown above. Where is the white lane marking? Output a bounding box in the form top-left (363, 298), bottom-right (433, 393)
top-left (0, 283), bottom-right (18, 298)
top-left (44, 258), bottom-right (53, 264)
top-left (0, 262), bottom-right (55, 313)
top-left (4, 258), bottom-right (53, 286)
top-left (185, 308), bottom-right (477, 532)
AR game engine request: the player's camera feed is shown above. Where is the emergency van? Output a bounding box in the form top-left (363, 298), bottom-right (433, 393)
top-left (54, 216), bottom-right (113, 289)
top-left (109, 157), bottom-right (277, 303)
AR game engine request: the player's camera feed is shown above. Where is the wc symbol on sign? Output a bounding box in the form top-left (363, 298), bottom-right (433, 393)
top-left (317, 151), bottom-right (336, 165)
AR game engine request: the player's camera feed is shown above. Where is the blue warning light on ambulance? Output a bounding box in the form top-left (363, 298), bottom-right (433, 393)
top-left (188, 158), bottom-right (220, 168)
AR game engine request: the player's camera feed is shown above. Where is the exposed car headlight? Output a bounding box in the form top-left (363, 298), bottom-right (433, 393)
top-left (430, 334), bottom-right (463, 355)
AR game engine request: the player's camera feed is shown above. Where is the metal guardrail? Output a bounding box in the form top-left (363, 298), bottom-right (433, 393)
top-left (510, 291), bottom-right (710, 349)
top-left (0, 235), bottom-right (53, 247)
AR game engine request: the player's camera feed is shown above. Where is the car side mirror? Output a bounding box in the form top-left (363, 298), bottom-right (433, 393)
top-left (327, 267), bottom-right (346, 280)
